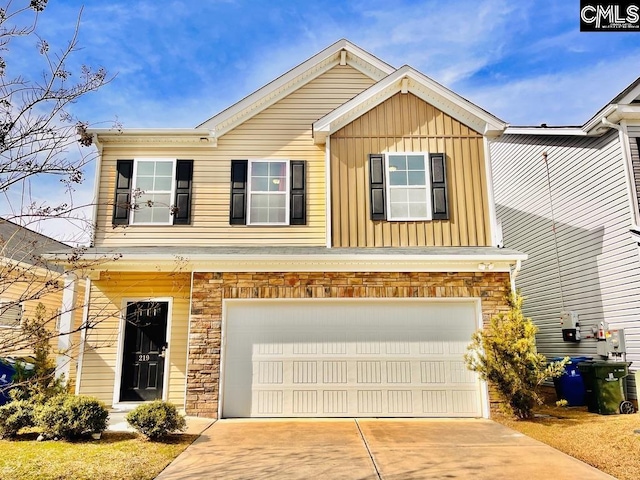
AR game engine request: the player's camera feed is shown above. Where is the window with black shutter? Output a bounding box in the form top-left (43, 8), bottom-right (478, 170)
top-left (112, 158), bottom-right (194, 226)
top-left (367, 152), bottom-right (448, 221)
top-left (229, 159), bottom-right (306, 226)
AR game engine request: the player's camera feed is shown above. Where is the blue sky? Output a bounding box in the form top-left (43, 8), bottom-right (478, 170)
top-left (3, 0), bottom-right (640, 243)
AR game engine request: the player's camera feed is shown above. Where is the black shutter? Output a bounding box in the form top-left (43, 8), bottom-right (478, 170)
top-left (429, 153), bottom-right (449, 220)
top-left (229, 160), bottom-right (248, 225)
top-left (290, 160), bottom-right (306, 225)
top-left (113, 160), bottom-right (133, 225)
top-left (173, 160), bottom-right (193, 225)
top-left (369, 154), bottom-right (386, 220)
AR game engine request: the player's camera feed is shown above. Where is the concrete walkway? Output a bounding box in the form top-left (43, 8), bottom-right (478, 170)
top-left (154, 418), bottom-right (615, 480)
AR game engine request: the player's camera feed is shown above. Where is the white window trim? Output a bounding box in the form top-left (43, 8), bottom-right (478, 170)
top-left (246, 159), bottom-right (290, 226)
top-left (130, 158), bottom-right (177, 226)
top-left (0, 300), bottom-right (23, 329)
top-left (384, 152), bottom-right (432, 221)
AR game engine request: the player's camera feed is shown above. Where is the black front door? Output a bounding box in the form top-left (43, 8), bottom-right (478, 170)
top-left (120, 301), bottom-right (168, 402)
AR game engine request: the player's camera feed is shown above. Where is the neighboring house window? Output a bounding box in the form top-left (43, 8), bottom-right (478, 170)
top-left (229, 159), bottom-right (306, 226)
top-left (369, 152), bottom-right (449, 221)
top-left (112, 158), bottom-right (193, 226)
top-left (0, 301), bottom-right (23, 328)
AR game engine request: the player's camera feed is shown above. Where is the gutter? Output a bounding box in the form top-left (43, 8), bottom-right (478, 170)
top-left (510, 259), bottom-right (522, 294)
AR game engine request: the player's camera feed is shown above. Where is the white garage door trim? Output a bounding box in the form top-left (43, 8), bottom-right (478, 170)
top-left (219, 298), bottom-right (488, 419)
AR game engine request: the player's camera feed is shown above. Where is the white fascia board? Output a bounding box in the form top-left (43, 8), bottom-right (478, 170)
top-left (582, 104), bottom-right (618, 134)
top-left (614, 78), bottom-right (640, 105)
top-left (503, 127), bottom-right (587, 136)
top-left (582, 104), bottom-right (640, 135)
top-left (313, 66), bottom-right (506, 144)
top-left (51, 252), bottom-right (527, 274)
top-left (86, 128), bottom-right (216, 147)
top-left (197, 39), bottom-right (395, 137)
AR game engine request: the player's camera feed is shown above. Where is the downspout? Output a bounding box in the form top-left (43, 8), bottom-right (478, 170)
top-left (601, 118), bottom-right (640, 228)
top-left (509, 259), bottom-right (522, 294)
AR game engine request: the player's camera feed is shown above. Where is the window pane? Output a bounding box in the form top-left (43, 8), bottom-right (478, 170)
top-left (389, 188), bottom-right (407, 203)
top-left (389, 171), bottom-right (407, 186)
top-left (390, 203), bottom-right (409, 218)
top-left (269, 162), bottom-right (286, 176)
top-left (252, 162), bottom-right (269, 176)
top-left (154, 176), bottom-right (172, 191)
top-left (137, 161), bottom-right (155, 175)
top-left (251, 177), bottom-right (269, 192)
top-left (133, 201), bottom-right (152, 223)
top-left (251, 194), bottom-right (269, 209)
top-left (268, 177), bottom-right (286, 192)
top-left (136, 177), bottom-right (154, 191)
top-left (270, 194), bottom-right (286, 208)
top-left (408, 188), bottom-right (427, 202)
top-left (270, 207), bottom-right (286, 223)
top-left (388, 155), bottom-right (406, 171)
top-left (250, 207), bottom-right (269, 223)
top-left (409, 203), bottom-right (428, 218)
top-left (407, 171), bottom-right (426, 186)
top-left (407, 155), bottom-right (425, 170)
top-left (152, 193), bottom-right (171, 209)
top-left (151, 205), bottom-right (171, 223)
top-left (155, 161), bottom-right (173, 176)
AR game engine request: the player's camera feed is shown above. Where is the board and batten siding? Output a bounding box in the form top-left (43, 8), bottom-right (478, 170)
top-left (330, 92), bottom-right (491, 247)
top-left (77, 272), bottom-right (191, 407)
top-left (93, 65), bottom-right (375, 247)
top-left (490, 131), bottom-right (640, 399)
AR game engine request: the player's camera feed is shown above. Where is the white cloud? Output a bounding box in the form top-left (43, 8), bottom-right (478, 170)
top-left (466, 54), bottom-right (640, 125)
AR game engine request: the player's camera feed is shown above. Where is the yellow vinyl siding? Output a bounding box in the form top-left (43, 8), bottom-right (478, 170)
top-left (0, 278), bottom-right (63, 356)
top-left (94, 65), bottom-right (375, 247)
top-left (330, 92), bottom-right (491, 247)
top-left (77, 272), bottom-right (190, 407)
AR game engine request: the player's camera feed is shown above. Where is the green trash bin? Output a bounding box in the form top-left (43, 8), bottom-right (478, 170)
top-left (577, 361), bottom-right (630, 415)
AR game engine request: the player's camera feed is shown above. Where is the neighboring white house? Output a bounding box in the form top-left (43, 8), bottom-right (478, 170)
top-left (490, 78), bottom-right (640, 400)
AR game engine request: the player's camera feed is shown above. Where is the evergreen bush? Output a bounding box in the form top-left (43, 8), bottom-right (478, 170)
top-left (126, 400), bottom-right (186, 440)
top-left (464, 293), bottom-right (567, 419)
top-left (36, 394), bottom-right (109, 439)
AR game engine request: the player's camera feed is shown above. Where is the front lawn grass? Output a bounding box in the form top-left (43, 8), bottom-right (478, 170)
top-left (495, 404), bottom-right (640, 480)
top-left (0, 431), bottom-right (198, 480)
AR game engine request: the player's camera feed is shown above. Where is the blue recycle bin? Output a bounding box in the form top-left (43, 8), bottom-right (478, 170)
top-left (551, 356), bottom-right (592, 406)
top-left (0, 359), bottom-right (17, 405)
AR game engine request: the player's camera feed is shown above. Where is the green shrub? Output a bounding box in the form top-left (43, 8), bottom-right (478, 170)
top-left (36, 394), bottom-right (109, 440)
top-left (464, 293), bottom-right (567, 419)
top-left (126, 400), bottom-right (186, 440)
top-left (0, 400), bottom-right (35, 438)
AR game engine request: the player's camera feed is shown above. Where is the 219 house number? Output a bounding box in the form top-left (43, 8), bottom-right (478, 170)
top-left (138, 354), bottom-right (150, 362)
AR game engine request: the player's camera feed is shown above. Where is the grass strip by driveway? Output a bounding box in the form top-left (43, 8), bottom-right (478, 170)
top-left (495, 404), bottom-right (640, 480)
top-left (0, 431), bottom-right (198, 480)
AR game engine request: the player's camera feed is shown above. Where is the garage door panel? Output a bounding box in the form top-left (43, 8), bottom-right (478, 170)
top-left (222, 300), bottom-right (482, 418)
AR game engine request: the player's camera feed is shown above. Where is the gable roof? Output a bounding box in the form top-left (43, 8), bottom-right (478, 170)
top-left (0, 218), bottom-right (69, 271)
top-left (197, 39), bottom-right (395, 139)
top-left (312, 65), bottom-right (507, 144)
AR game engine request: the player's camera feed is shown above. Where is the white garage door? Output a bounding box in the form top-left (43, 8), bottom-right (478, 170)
top-left (222, 300), bottom-right (482, 418)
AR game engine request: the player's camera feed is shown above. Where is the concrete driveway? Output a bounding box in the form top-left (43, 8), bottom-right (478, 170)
top-left (155, 418), bottom-right (614, 480)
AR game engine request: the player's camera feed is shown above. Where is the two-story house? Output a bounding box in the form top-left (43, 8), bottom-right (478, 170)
top-left (489, 77), bottom-right (640, 401)
top-left (48, 40), bottom-right (525, 419)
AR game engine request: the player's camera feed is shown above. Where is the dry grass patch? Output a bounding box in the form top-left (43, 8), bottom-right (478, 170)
top-left (0, 431), bottom-right (198, 480)
top-left (495, 404), bottom-right (640, 480)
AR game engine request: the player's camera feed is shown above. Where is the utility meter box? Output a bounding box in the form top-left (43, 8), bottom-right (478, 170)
top-left (560, 311), bottom-right (580, 342)
top-left (597, 329), bottom-right (626, 357)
